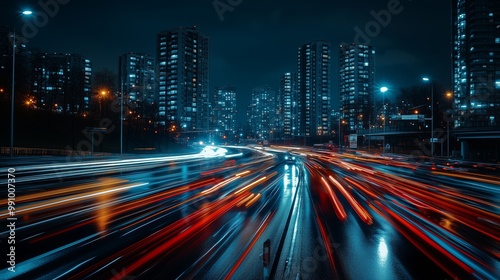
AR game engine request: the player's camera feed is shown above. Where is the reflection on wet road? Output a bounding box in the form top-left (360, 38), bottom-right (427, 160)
top-left (1, 146), bottom-right (498, 279)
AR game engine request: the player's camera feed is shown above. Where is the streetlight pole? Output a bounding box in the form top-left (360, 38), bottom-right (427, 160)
top-left (423, 77), bottom-right (434, 161)
top-left (368, 115), bottom-right (371, 152)
top-left (445, 109), bottom-right (453, 159)
top-left (338, 117), bottom-right (341, 151)
top-left (10, 29), bottom-right (16, 158)
top-left (10, 10), bottom-right (33, 158)
top-left (120, 84), bottom-right (124, 155)
top-left (99, 90), bottom-right (107, 118)
top-left (380, 87), bottom-right (388, 153)
top-left (445, 93), bottom-right (452, 159)
top-left (432, 83), bottom-right (434, 160)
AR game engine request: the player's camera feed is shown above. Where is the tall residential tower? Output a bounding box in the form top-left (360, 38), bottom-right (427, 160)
top-left (156, 26), bottom-right (209, 131)
top-left (248, 86), bottom-right (276, 139)
top-left (31, 52), bottom-right (92, 114)
top-left (213, 85), bottom-right (237, 134)
top-left (452, 0), bottom-right (500, 160)
top-left (118, 52), bottom-right (155, 115)
top-left (339, 43), bottom-right (375, 133)
top-left (297, 41), bottom-right (331, 137)
top-left (279, 72), bottom-right (297, 139)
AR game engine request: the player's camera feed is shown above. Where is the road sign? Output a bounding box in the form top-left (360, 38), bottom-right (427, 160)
top-left (430, 138), bottom-right (439, 143)
top-left (349, 134), bottom-right (358, 149)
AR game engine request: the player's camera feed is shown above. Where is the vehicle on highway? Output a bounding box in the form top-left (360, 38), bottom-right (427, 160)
top-left (313, 143), bottom-right (335, 151)
top-left (258, 139), bottom-right (270, 147)
top-left (284, 152), bottom-right (296, 164)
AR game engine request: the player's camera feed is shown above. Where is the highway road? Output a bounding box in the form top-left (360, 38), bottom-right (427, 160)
top-left (1, 145), bottom-right (498, 279)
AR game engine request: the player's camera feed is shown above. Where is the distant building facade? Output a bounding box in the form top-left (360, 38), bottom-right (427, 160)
top-left (297, 41), bottom-right (331, 137)
top-left (279, 72), bottom-right (298, 139)
top-left (213, 85), bottom-right (237, 134)
top-left (452, 0), bottom-right (500, 161)
top-left (118, 52), bottom-right (155, 116)
top-left (248, 86), bottom-right (276, 139)
top-left (156, 26), bottom-right (209, 131)
top-left (31, 52), bottom-right (92, 114)
top-left (339, 43), bottom-right (375, 133)
top-left (0, 25), bottom-right (32, 104)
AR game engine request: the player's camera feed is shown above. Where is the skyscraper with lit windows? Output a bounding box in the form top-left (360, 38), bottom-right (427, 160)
top-left (279, 72), bottom-right (297, 139)
top-left (248, 86), bottom-right (276, 139)
top-left (339, 43), bottom-right (375, 133)
top-left (297, 41), bottom-right (331, 137)
top-left (452, 0), bottom-right (500, 160)
top-left (213, 85), bottom-right (237, 134)
top-left (31, 52), bottom-right (91, 114)
top-left (156, 26), bottom-right (209, 130)
top-left (118, 52), bottom-right (155, 111)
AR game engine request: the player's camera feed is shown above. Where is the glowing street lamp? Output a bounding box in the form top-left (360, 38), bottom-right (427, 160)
top-left (445, 91), bottom-right (453, 158)
top-left (98, 90), bottom-right (108, 117)
top-left (338, 117), bottom-right (343, 151)
top-left (10, 9), bottom-right (33, 158)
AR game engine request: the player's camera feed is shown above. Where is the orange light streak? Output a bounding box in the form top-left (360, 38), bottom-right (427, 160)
top-left (245, 193), bottom-right (262, 208)
top-left (320, 177), bottom-right (347, 221)
top-left (316, 216), bottom-right (338, 273)
top-left (329, 176), bottom-right (373, 225)
top-left (123, 195), bottom-right (247, 278)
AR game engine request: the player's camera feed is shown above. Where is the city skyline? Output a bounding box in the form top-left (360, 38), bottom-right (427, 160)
top-left (1, 0), bottom-right (452, 120)
top-left (0, 3), bottom-right (499, 277)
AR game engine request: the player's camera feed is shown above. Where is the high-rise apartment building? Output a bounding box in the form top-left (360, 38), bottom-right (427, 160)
top-left (156, 26), bottom-right (209, 131)
top-left (452, 0), bottom-right (500, 160)
top-left (118, 52), bottom-right (155, 112)
top-left (279, 72), bottom-right (298, 139)
top-left (31, 52), bottom-right (91, 114)
top-left (248, 86), bottom-right (276, 139)
top-left (339, 43), bottom-right (375, 133)
top-left (297, 41), bottom-right (331, 137)
top-left (213, 85), bottom-right (237, 134)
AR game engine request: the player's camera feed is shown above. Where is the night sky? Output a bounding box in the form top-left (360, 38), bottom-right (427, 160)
top-left (2, 0), bottom-right (451, 122)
